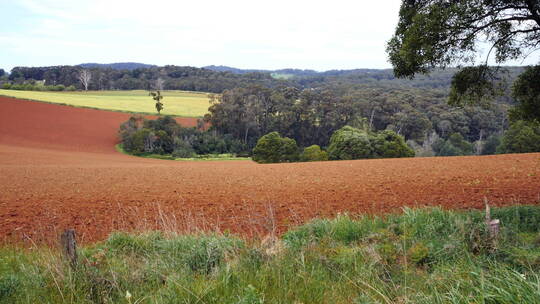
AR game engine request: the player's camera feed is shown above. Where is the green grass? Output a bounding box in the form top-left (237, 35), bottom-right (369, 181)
top-left (0, 89), bottom-right (211, 117)
top-left (115, 144), bottom-right (251, 161)
top-left (2, 205), bottom-right (540, 303)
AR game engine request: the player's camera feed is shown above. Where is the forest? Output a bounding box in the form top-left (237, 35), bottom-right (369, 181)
top-left (0, 63), bottom-right (536, 160)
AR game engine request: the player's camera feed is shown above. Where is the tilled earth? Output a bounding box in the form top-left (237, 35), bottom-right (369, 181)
top-left (1, 96), bottom-right (539, 244)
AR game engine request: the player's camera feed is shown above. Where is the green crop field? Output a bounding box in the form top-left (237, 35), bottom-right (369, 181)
top-left (0, 90), bottom-right (212, 117)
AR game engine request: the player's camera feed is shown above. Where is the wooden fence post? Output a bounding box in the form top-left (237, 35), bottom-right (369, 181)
top-left (484, 198), bottom-right (500, 245)
top-left (60, 229), bottom-right (77, 268)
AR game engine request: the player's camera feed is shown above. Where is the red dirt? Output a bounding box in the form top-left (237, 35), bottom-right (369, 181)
top-left (1, 96), bottom-right (539, 244)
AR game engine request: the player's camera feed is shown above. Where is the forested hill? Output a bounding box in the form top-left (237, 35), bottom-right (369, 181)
top-left (5, 65), bottom-right (285, 93)
top-left (78, 62), bottom-right (157, 70)
top-left (4, 63), bottom-right (524, 93)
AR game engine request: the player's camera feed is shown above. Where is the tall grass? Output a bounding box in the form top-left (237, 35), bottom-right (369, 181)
top-left (1, 206), bottom-right (540, 303)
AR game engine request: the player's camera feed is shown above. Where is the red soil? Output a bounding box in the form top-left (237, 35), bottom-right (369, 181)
top-left (1, 96), bottom-right (539, 244)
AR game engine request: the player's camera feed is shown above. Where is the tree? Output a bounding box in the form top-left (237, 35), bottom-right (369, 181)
top-left (0, 69), bottom-right (5, 78)
top-left (387, 0), bottom-right (540, 107)
top-left (373, 130), bottom-right (415, 158)
top-left (149, 90), bottom-right (164, 114)
top-left (155, 77), bottom-right (165, 90)
top-left (328, 126), bottom-right (374, 160)
top-left (300, 145), bottom-right (329, 162)
top-left (481, 135), bottom-right (502, 155)
top-left (77, 69), bottom-right (92, 91)
top-left (509, 65), bottom-right (540, 122)
top-left (252, 132), bottom-right (299, 163)
top-left (497, 120), bottom-right (540, 153)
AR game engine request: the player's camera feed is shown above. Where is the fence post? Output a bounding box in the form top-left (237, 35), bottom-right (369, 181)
top-left (60, 229), bottom-right (77, 268)
top-left (484, 198), bottom-right (500, 245)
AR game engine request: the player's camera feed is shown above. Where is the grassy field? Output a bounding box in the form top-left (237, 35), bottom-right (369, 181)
top-left (1, 205), bottom-right (540, 303)
top-left (0, 89), bottom-right (211, 117)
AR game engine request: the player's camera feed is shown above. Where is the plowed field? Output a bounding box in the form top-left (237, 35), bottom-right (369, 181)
top-left (1, 96), bottom-right (539, 244)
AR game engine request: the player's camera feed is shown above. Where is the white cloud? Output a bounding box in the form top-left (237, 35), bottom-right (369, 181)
top-left (2, 0), bottom-right (405, 70)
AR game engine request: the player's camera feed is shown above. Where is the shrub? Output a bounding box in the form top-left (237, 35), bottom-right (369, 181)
top-left (481, 135), bottom-right (502, 155)
top-left (408, 242), bottom-right (430, 265)
top-left (497, 120), bottom-right (540, 153)
top-left (434, 133), bottom-right (474, 156)
top-left (252, 132), bottom-right (299, 163)
top-left (373, 130), bottom-right (415, 158)
top-left (300, 145), bottom-right (329, 162)
top-left (119, 116), bottom-right (247, 157)
top-left (1, 83), bottom-right (11, 89)
top-left (328, 126), bottom-right (373, 160)
top-left (172, 140), bottom-right (195, 158)
top-left (438, 141), bottom-right (463, 156)
top-left (448, 133), bottom-right (473, 154)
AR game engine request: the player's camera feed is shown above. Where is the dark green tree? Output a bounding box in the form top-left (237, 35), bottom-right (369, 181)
top-left (509, 65), bottom-right (540, 122)
top-left (300, 145), bottom-right (329, 162)
top-left (481, 135), bottom-right (502, 155)
top-left (252, 132), bottom-right (299, 163)
top-left (497, 120), bottom-right (540, 153)
top-left (387, 0), bottom-right (540, 107)
top-left (373, 130), bottom-right (415, 158)
top-left (149, 90), bottom-right (164, 114)
top-left (328, 126), bottom-right (374, 160)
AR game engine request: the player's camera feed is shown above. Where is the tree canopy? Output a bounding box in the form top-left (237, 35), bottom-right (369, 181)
top-left (387, 0), bottom-right (540, 108)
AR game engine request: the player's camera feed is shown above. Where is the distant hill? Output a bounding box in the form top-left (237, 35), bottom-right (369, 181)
top-left (203, 65), bottom-right (319, 77)
top-left (203, 65), bottom-right (267, 74)
top-left (78, 62), bottom-right (157, 70)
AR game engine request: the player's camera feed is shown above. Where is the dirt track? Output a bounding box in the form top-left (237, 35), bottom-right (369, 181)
top-left (1, 96), bottom-right (539, 244)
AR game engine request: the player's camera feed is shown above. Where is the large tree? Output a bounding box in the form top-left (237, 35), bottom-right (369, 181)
top-left (387, 0), bottom-right (540, 111)
top-left (77, 69), bottom-right (92, 91)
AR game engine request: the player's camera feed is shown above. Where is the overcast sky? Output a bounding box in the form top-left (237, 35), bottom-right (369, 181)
top-left (0, 0), bottom-right (537, 72)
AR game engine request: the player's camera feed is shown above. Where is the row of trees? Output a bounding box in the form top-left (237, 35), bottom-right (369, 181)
top-left (251, 126), bottom-right (414, 163)
top-left (119, 116), bottom-right (248, 158)
top-left (6, 65), bottom-right (287, 93)
top-left (2, 82), bottom-right (76, 91)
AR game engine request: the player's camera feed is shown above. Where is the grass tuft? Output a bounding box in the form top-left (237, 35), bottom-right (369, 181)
top-left (2, 205), bottom-right (540, 303)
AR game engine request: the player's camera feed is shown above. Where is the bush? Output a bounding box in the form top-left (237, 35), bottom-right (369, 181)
top-left (119, 116), bottom-right (247, 157)
top-left (433, 133), bottom-right (474, 156)
top-left (300, 145), bottom-right (329, 162)
top-left (124, 128), bottom-right (154, 154)
top-left (497, 120), bottom-right (540, 153)
top-left (328, 126), bottom-right (413, 160)
top-left (373, 130), bottom-right (414, 158)
top-left (481, 135), bottom-right (502, 155)
top-left (408, 242), bottom-right (430, 265)
top-left (2, 83), bottom-right (11, 89)
top-left (252, 132), bottom-right (299, 163)
top-left (448, 133), bottom-right (473, 154)
top-left (172, 140), bottom-right (196, 158)
top-left (328, 126), bottom-right (373, 160)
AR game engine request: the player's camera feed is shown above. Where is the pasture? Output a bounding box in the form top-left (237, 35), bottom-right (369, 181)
top-left (0, 89), bottom-right (211, 117)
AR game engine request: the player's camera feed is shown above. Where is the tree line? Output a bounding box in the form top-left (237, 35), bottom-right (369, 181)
top-left (3, 65), bottom-right (288, 93)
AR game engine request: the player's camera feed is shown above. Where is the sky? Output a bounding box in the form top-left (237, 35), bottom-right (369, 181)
top-left (0, 0), bottom-right (537, 72)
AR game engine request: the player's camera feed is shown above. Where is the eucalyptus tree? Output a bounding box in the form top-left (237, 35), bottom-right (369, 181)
top-left (387, 0), bottom-right (540, 116)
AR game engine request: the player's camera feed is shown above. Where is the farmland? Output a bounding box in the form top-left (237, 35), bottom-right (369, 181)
top-left (0, 89), bottom-right (211, 117)
top-left (1, 96), bottom-right (539, 244)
